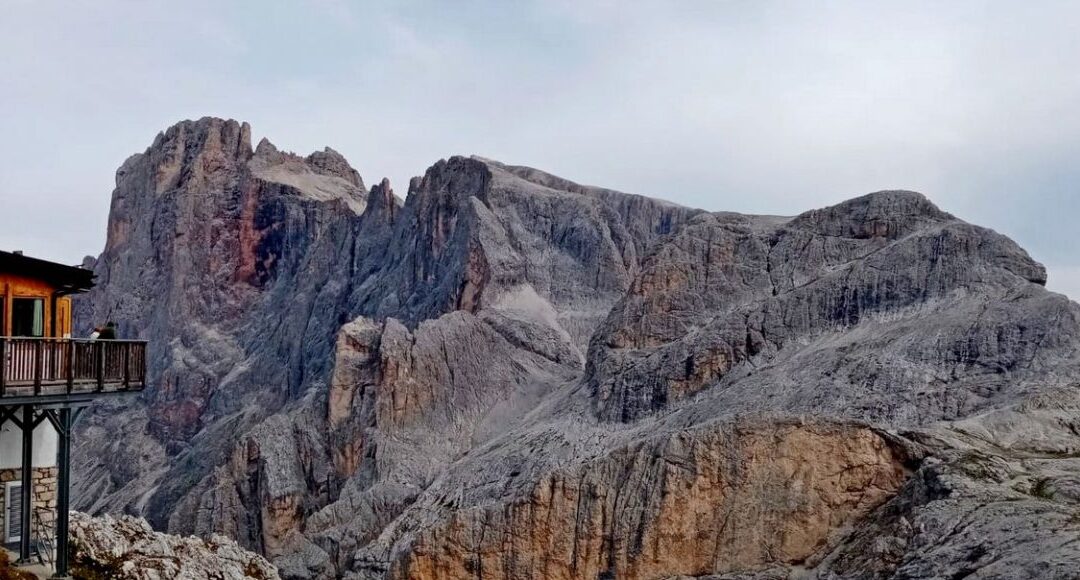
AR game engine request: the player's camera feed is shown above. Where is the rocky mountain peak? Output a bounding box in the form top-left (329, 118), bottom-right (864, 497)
top-left (247, 145), bottom-right (367, 215)
top-left (306, 146), bottom-right (364, 189)
top-left (365, 177), bottom-right (400, 223)
top-left (161, 116), bottom-right (253, 156)
top-left (254, 136), bottom-right (278, 156)
top-left (144, 117), bottom-right (253, 196)
top-left (786, 189), bottom-right (952, 240)
top-left (407, 155), bottom-right (492, 207)
top-left (587, 190), bottom-right (1066, 423)
top-left (78, 119), bottom-right (374, 445)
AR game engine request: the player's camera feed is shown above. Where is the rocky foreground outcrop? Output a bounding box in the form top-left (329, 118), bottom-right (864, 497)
top-left (74, 118), bottom-right (1080, 579)
top-left (70, 512), bottom-right (279, 579)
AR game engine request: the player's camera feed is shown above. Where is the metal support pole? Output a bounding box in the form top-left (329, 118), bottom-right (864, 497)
top-left (52, 407), bottom-right (73, 579)
top-left (18, 405), bottom-right (33, 563)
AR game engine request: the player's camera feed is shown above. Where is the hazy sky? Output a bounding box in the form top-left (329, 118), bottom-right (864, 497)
top-left (2, 1), bottom-right (1078, 299)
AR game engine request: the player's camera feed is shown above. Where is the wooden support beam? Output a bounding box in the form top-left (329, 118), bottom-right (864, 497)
top-left (0, 405), bottom-right (19, 429)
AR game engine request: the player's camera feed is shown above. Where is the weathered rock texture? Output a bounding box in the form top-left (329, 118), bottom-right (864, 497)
top-left (70, 511), bottom-right (279, 580)
top-left (811, 389), bottom-right (1080, 580)
top-left (74, 117), bottom-right (374, 542)
top-left (587, 193), bottom-right (1071, 423)
top-left (390, 421), bottom-right (908, 580)
top-left (74, 117), bottom-right (1080, 580)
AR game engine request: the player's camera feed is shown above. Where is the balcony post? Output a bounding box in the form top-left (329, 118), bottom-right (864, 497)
top-left (0, 338), bottom-right (6, 397)
top-left (96, 342), bottom-right (104, 392)
top-left (52, 407), bottom-right (74, 579)
top-left (33, 340), bottom-right (43, 395)
top-left (18, 405), bottom-right (33, 562)
top-left (123, 342), bottom-right (131, 390)
top-left (67, 340), bottom-right (75, 393)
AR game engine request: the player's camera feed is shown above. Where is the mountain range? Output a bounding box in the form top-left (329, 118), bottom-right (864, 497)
top-left (73, 117), bottom-right (1080, 579)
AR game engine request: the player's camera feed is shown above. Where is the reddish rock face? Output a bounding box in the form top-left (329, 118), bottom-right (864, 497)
top-left (391, 422), bottom-right (909, 580)
top-left (74, 117), bottom-right (374, 538)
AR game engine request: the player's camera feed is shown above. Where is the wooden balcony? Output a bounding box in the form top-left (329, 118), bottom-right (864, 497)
top-left (0, 338), bottom-right (147, 402)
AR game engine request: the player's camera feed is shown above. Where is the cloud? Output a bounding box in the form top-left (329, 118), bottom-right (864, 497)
top-left (0, 0), bottom-right (1077, 292)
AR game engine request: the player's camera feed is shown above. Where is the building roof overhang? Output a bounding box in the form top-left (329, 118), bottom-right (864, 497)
top-left (0, 251), bottom-right (96, 294)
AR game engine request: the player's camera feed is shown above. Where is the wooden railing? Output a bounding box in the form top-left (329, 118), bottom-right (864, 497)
top-left (0, 338), bottom-right (147, 398)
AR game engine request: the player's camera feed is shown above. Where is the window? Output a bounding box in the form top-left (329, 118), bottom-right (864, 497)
top-left (11, 298), bottom-right (44, 337)
top-left (5, 481), bottom-right (21, 543)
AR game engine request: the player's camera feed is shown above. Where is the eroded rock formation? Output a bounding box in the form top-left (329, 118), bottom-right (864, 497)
top-left (74, 117), bottom-right (1080, 580)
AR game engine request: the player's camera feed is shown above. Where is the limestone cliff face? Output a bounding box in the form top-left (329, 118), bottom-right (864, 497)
top-left (587, 192), bottom-right (1076, 423)
top-left (74, 117), bottom-right (372, 540)
top-left (809, 389), bottom-right (1080, 580)
top-left (322, 190), bottom-right (1080, 580)
top-left (79, 118), bottom-right (369, 440)
top-left (73, 119), bottom-right (700, 573)
top-left (74, 117), bottom-right (1080, 580)
top-left (176, 152), bottom-right (695, 564)
top-left (327, 312), bottom-right (579, 474)
top-left (295, 311), bottom-right (585, 577)
top-left (389, 422), bottom-right (909, 580)
top-left (350, 156), bottom-right (701, 350)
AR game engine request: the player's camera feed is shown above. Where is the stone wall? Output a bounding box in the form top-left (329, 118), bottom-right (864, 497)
top-left (0, 468), bottom-right (57, 543)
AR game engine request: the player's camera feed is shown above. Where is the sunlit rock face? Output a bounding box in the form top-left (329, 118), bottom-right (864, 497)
top-left (75, 117), bottom-right (1080, 580)
top-left (388, 421), bottom-right (909, 580)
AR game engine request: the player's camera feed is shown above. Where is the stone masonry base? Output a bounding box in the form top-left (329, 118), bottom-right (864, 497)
top-left (0, 467), bottom-right (57, 544)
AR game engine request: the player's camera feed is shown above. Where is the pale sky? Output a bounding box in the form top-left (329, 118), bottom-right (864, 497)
top-left (1, 1), bottom-right (1078, 299)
